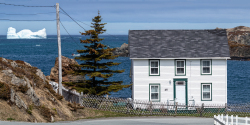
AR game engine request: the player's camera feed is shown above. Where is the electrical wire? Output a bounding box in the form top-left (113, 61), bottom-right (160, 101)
top-left (0, 3), bottom-right (55, 7)
top-left (59, 20), bottom-right (84, 50)
top-left (0, 12), bottom-right (55, 15)
top-left (0, 19), bottom-right (56, 21)
top-left (58, 9), bottom-right (117, 48)
top-left (59, 6), bottom-right (86, 31)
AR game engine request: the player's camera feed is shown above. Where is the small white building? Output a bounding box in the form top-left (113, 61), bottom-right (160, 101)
top-left (129, 30), bottom-right (230, 106)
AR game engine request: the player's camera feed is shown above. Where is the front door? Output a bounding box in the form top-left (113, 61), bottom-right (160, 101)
top-left (174, 79), bottom-right (188, 105)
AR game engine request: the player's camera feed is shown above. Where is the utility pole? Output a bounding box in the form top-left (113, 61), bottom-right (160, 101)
top-left (56, 3), bottom-right (62, 95)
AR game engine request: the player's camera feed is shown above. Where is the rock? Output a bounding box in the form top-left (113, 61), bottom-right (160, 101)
top-left (36, 69), bottom-right (46, 83)
top-left (226, 26), bottom-right (250, 58)
top-left (24, 62), bottom-right (32, 67)
top-left (10, 88), bottom-right (28, 109)
top-left (113, 43), bottom-right (129, 57)
top-left (48, 56), bottom-right (84, 83)
top-left (10, 61), bottom-right (18, 68)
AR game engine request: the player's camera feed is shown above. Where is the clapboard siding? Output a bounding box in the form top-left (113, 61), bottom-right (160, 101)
top-left (132, 59), bottom-right (227, 105)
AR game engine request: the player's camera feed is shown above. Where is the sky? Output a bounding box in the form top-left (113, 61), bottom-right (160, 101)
top-left (0, 0), bottom-right (250, 35)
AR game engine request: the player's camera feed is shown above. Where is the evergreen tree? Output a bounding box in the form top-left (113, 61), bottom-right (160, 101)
top-left (64, 11), bottom-right (130, 95)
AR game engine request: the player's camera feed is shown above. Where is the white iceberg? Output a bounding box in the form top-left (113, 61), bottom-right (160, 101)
top-left (7, 27), bottom-right (47, 39)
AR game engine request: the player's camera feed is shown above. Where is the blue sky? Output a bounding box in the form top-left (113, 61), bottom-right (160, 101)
top-left (0, 0), bottom-right (250, 35)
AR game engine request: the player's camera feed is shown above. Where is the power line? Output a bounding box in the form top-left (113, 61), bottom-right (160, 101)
top-left (59, 12), bottom-right (91, 27)
top-left (0, 3), bottom-right (55, 7)
top-left (59, 20), bottom-right (84, 50)
top-left (0, 19), bottom-right (56, 21)
top-left (58, 6), bottom-right (87, 31)
top-left (0, 12), bottom-right (55, 15)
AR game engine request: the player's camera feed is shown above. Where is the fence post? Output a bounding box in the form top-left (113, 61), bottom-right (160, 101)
top-left (126, 98), bottom-right (130, 114)
top-left (236, 115), bottom-right (238, 125)
top-left (150, 101), bottom-right (153, 115)
top-left (226, 114), bottom-right (228, 125)
top-left (214, 115), bottom-right (217, 125)
top-left (200, 103), bottom-right (204, 117)
top-left (245, 117), bottom-right (247, 125)
top-left (225, 103), bottom-right (227, 115)
top-left (175, 102), bottom-right (178, 116)
top-left (231, 115), bottom-right (233, 125)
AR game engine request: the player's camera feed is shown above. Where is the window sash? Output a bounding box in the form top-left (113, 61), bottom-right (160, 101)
top-left (150, 85), bottom-right (159, 100)
top-left (202, 60), bottom-right (211, 74)
top-left (150, 60), bottom-right (159, 75)
top-left (202, 84), bottom-right (211, 100)
top-left (176, 60), bottom-right (185, 75)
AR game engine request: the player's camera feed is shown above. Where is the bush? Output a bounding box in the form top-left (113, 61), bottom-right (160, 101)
top-left (0, 82), bottom-right (10, 100)
top-left (7, 118), bottom-right (15, 121)
top-left (19, 84), bottom-right (29, 93)
top-left (39, 105), bottom-right (55, 122)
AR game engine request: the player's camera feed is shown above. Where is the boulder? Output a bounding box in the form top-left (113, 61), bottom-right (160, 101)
top-left (48, 56), bottom-right (84, 83)
top-left (113, 43), bottom-right (129, 57)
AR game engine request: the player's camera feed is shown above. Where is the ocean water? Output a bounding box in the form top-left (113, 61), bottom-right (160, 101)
top-left (0, 35), bottom-right (249, 104)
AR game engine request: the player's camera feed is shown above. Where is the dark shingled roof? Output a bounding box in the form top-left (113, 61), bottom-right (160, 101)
top-left (129, 29), bottom-right (230, 58)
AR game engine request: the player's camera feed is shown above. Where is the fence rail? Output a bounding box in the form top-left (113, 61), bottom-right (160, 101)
top-left (49, 82), bottom-right (250, 118)
top-left (214, 114), bottom-right (250, 125)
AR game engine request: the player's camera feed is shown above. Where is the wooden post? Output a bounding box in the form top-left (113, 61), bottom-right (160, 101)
top-left (175, 102), bottom-right (178, 116)
top-left (200, 103), bottom-right (204, 117)
top-left (225, 103), bottom-right (227, 115)
top-left (56, 3), bottom-right (62, 95)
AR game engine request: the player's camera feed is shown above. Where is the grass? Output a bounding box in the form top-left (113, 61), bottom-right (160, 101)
top-left (7, 118), bottom-right (15, 121)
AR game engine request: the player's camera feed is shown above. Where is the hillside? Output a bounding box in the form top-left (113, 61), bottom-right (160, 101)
top-left (0, 57), bottom-right (88, 122)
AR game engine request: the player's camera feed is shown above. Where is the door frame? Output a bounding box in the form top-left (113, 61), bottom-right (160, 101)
top-left (173, 78), bottom-right (188, 105)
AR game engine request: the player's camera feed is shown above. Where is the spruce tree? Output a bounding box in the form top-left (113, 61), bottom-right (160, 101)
top-left (64, 11), bottom-right (130, 95)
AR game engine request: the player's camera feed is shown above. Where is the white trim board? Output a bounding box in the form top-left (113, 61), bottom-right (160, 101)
top-left (130, 57), bottom-right (231, 59)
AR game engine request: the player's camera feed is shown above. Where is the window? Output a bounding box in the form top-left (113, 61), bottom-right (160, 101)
top-left (149, 60), bottom-right (160, 76)
top-left (201, 83), bottom-right (212, 101)
top-left (149, 84), bottom-right (160, 102)
top-left (201, 60), bottom-right (212, 75)
top-left (175, 60), bottom-right (186, 76)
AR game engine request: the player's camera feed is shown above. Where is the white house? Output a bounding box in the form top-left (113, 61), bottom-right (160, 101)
top-left (129, 30), bottom-right (230, 106)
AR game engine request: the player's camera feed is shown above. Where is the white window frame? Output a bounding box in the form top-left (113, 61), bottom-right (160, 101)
top-left (175, 60), bottom-right (185, 75)
top-left (201, 83), bottom-right (212, 101)
top-left (201, 60), bottom-right (212, 75)
top-left (149, 84), bottom-right (160, 102)
top-left (149, 60), bottom-right (159, 76)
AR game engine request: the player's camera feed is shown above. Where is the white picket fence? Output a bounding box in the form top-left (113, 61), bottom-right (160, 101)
top-left (214, 114), bottom-right (250, 125)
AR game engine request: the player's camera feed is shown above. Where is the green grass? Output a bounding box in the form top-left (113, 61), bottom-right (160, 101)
top-left (7, 118), bottom-right (15, 121)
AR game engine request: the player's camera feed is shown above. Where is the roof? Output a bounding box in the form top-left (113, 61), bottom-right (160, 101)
top-left (129, 29), bottom-right (230, 58)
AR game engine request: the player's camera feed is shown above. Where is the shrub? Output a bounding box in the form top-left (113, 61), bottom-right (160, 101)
top-left (19, 84), bottom-right (29, 93)
top-left (0, 82), bottom-right (10, 100)
top-left (39, 105), bottom-right (55, 122)
top-left (7, 118), bottom-right (15, 121)
top-left (15, 60), bottom-right (25, 65)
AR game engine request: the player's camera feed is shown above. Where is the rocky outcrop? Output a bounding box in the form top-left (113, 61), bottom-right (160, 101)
top-left (0, 57), bottom-right (86, 122)
top-left (226, 26), bottom-right (250, 59)
top-left (48, 56), bottom-right (85, 83)
top-left (113, 43), bottom-right (129, 57)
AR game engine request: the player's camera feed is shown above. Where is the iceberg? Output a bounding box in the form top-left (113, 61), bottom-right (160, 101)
top-left (7, 27), bottom-right (47, 39)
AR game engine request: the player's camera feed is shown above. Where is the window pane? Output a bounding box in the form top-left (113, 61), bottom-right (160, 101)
top-left (151, 93), bottom-right (158, 99)
top-left (203, 61), bottom-right (210, 66)
top-left (203, 92), bottom-right (210, 99)
top-left (151, 86), bottom-right (158, 92)
top-left (177, 68), bottom-right (184, 74)
top-left (203, 85), bottom-right (210, 91)
top-left (151, 61), bottom-right (158, 67)
top-left (177, 61), bottom-right (184, 67)
top-left (151, 68), bottom-right (158, 74)
top-left (203, 67), bottom-right (210, 73)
